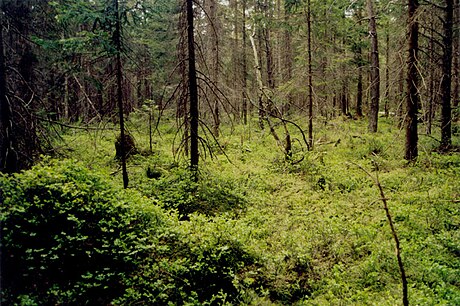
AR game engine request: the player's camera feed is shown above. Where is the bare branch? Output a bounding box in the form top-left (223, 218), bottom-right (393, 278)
top-left (351, 162), bottom-right (409, 306)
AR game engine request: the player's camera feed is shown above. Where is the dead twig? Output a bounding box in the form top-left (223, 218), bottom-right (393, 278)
top-left (351, 161), bottom-right (409, 306)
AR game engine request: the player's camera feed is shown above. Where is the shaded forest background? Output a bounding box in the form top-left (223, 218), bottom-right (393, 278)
top-left (0, 0), bottom-right (459, 173)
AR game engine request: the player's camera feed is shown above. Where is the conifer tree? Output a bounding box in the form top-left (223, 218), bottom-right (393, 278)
top-left (440, 0), bottom-right (454, 149)
top-left (186, 0), bottom-right (199, 180)
top-left (406, 0), bottom-right (419, 161)
top-left (367, 0), bottom-right (380, 132)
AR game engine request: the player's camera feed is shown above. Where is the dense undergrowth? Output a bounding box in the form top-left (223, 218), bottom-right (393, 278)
top-left (1, 114), bottom-right (459, 305)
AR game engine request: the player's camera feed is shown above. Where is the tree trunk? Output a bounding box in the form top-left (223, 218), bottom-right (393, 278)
top-left (263, 0), bottom-right (275, 92)
top-left (242, 0), bottom-right (248, 125)
top-left (427, 69), bottom-right (434, 134)
top-left (440, 0), bottom-right (454, 149)
top-left (177, 11), bottom-right (189, 157)
top-left (114, 0), bottom-right (129, 188)
top-left (307, 0), bottom-right (313, 149)
top-left (333, 93), bottom-right (337, 118)
top-left (341, 83), bottom-right (348, 116)
top-left (427, 17), bottom-right (435, 135)
top-left (187, 0), bottom-right (199, 180)
top-left (258, 96), bottom-right (265, 129)
top-left (453, 0), bottom-right (459, 121)
top-left (283, 1), bottom-right (293, 113)
top-left (64, 75), bottom-right (69, 119)
top-left (406, 0), bottom-right (420, 163)
top-left (250, 30), bottom-right (266, 127)
top-left (256, 0), bottom-right (265, 129)
top-left (367, 0), bottom-right (380, 132)
top-left (250, 29), bottom-right (291, 158)
top-left (357, 67), bottom-right (364, 117)
top-left (398, 53), bottom-right (405, 128)
top-left (355, 7), bottom-right (364, 118)
top-left (384, 25), bottom-right (390, 117)
top-left (209, 0), bottom-right (220, 137)
top-left (0, 6), bottom-right (13, 173)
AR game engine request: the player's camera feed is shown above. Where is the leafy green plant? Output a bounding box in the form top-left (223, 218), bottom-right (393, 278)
top-left (137, 166), bottom-right (247, 218)
top-left (0, 159), bottom-right (257, 305)
top-left (0, 159), bottom-right (168, 304)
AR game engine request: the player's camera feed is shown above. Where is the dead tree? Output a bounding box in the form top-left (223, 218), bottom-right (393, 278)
top-left (187, 0), bottom-right (199, 179)
top-left (405, 0), bottom-right (419, 161)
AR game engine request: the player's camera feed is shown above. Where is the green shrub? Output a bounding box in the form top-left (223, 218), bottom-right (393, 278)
top-left (0, 159), bottom-right (168, 304)
top-left (139, 167), bottom-right (247, 218)
top-left (0, 159), bottom-right (256, 305)
top-left (119, 233), bottom-right (256, 305)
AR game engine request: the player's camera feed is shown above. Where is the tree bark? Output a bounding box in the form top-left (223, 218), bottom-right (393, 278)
top-left (440, 0), bottom-right (454, 149)
top-left (0, 4), bottom-right (13, 173)
top-left (256, 0), bottom-right (265, 129)
top-left (406, 0), bottom-right (420, 163)
top-left (384, 25), bottom-right (390, 117)
top-left (398, 53), bottom-right (405, 128)
top-left (114, 0), bottom-right (129, 188)
top-left (307, 0), bottom-right (313, 149)
top-left (209, 0), bottom-right (220, 137)
top-left (283, 1), bottom-right (293, 113)
top-left (177, 11), bottom-right (189, 156)
top-left (242, 0), bottom-right (248, 125)
top-left (187, 0), bottom-right (199, 179)
top-left (453, 0), bottom-right (459, 121)
top-left (427, 16), bottom-right (435, 135)
top-left (264, 28), bottom-right (275, 91)
top-left (250, 29), bottom-right (292, 158)
top-left (250, 31), bottom-right (266, 125)
top-left (367, 0), bottom-right (380, 132)
top-left (356, 8), bottom-right (364, 118)
top-left (263, 0), bottom-right (275, 92)
top-left (341, 83), bottom-right (348, 116)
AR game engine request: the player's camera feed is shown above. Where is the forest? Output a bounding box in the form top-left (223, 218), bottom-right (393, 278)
top-left (0, 0), bottom-right (459, 304)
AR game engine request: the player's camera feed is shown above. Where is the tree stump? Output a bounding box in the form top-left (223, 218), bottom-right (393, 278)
top-left (115, 133), bottom-right (138, 160)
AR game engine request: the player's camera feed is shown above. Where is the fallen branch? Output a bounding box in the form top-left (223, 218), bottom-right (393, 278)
top-left (35, 115), bottom-right (117, 131)
top-left (351, 161), bottom-right (409, 306)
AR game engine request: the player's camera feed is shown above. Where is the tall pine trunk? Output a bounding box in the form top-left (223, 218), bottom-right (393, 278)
top-left (367, 0), bottom-right (380, 132)
top-left (264, 31), bottom-right (275, 91)
top-left (209, 0), bottom-right (220, 137)
top-left (384, 25), bottom-right (390, 117)
top-left (187, 0), bottom-right (199, 180)
top-left (114, 0), bottom-right (129, 188)
top-left (307, 0), bottom-right (313, 149)
top-left (398, 52), bottom-right (405, 128)
top-left (341, 83), bottom-right (348, 116)
top-left (454, 0), bottom-right (459, 121)
top-left (0, 6), bottom-right (12, 173)
top-left (242, 0), bottom-right (248, 125)
top-left (355, 8), bottom-right (364, 118)
top-left (427, 16), bottom-right (435, 135)
top-left (406, 0), bottom-right (419, 162)
top-left (440, 0), bottom-right (454, 149)
top-left (283, 2), bottom-right (293, 113)
top-left (452, 0), bottom-right (460, 122)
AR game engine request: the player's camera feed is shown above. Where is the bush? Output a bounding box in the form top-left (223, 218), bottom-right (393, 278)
top-left (118, 228), bottom-right (257, 305)
top-left (140, 167), bottom-right (247, 218)
top-left (0, 159), bottom-right (256, 305)
top-left (0, 159), bottom-right (168, 304)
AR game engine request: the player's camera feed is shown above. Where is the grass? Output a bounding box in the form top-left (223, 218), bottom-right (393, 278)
top-left (55, 112), bottom-right (460, 305)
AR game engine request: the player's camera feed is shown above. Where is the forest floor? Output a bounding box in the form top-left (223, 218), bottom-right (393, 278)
top-left (52, 113), bottom-right (460, 305)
